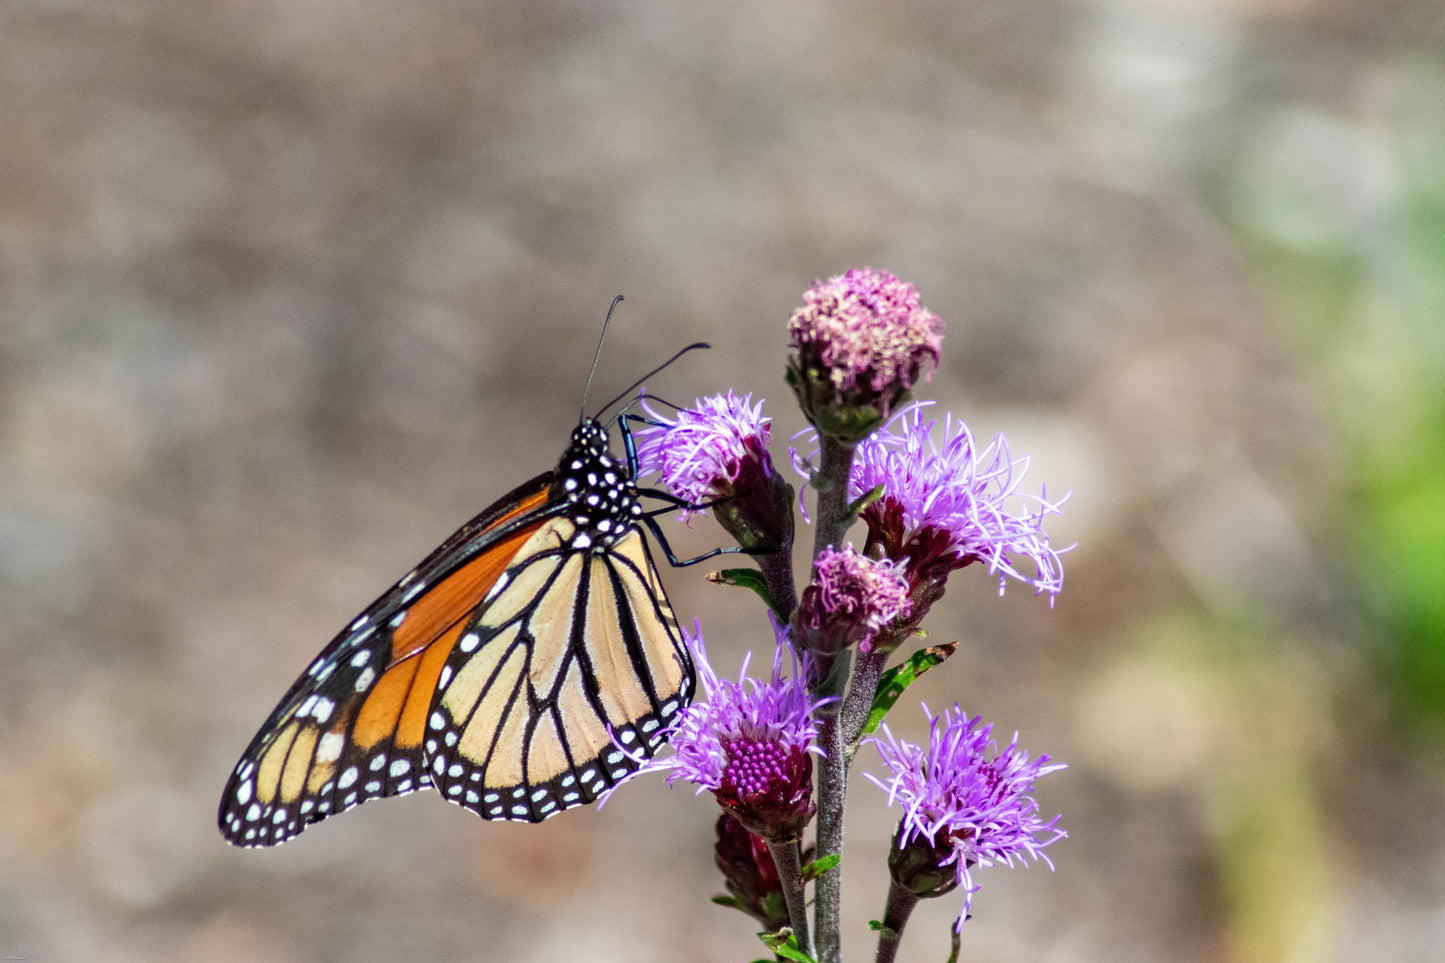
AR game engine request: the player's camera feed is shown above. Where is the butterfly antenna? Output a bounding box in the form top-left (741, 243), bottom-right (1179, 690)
top-left (593, 342), bottom-right (710, 420)
top-left (580, 295), bottom-right (626, 423)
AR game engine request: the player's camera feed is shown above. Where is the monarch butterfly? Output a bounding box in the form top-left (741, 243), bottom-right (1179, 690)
top-left (219, 308), bottom-right (713, 847)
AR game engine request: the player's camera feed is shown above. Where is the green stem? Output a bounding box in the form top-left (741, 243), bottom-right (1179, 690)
top-left (811, 438), bottom-right (858, 565)
top-left (874, 881), bottom-right (921, 963)
top-left (765, 837), bottom-right (814, 960)
top-left (809, 435), bottom-right (858, 963)
top-left (814, 707), bottom-right (845, 963)
top-left (757, 546), bottom-right (798, 621)
top-left (841, 643), bottom-right (889, 751)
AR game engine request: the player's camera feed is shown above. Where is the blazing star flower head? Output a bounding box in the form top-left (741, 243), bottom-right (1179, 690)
top-left (635, 392), bottom-right (771, 508)
top-left (786, 268), bottom-right (944, 442)
top-left (798, 401), bottom-right (1068, 606)
top-left (633, 393), bottom-right (793, 553)
top-left (789, 268), bottom-right (943, 398)
top-left (865, 705), bottom-right (1066, 922)
top-left (623, 617), bottom-right (830, 840)
top-left (793, 544), bottom-right (912, 655)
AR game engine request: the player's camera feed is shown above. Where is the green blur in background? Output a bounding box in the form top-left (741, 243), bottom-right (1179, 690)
top-left (1212, 64), bottom-right (1445, 733)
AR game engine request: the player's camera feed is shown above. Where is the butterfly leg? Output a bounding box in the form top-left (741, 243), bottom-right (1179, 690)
top-left (617, 412), bottom-right (654, 472)
top-left (619, 412), bottom-right (745, 567)
top-left (640, 513), bottom-right (741, 567)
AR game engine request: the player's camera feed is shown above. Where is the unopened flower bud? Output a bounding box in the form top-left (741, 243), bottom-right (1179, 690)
top-left (786, 268), bottom-right (943, 443)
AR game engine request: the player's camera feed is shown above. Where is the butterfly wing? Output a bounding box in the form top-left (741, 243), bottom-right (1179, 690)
top-left (220, 420), bottom-right (694, 846)
top-left (218, 474), bottom-right (560, 847)
top-left (425, 519), bottom-right (691, 821)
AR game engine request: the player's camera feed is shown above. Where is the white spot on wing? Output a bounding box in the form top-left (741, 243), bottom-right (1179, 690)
top-left (317, 732), bottom-right (345, 762)
top-left (484, 572), bottom-right (511, 603)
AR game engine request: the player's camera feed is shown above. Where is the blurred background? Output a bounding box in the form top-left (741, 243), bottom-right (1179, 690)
top-left (3, 0), bottom-right (1443, 960)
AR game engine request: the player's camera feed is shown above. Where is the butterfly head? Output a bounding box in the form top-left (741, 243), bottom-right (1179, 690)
top-left (557, 420), bottom-right (642, 551)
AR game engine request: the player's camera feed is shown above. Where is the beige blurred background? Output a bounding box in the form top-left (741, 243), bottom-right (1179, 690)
top-left (4, 0), bottom-right (1445, 960)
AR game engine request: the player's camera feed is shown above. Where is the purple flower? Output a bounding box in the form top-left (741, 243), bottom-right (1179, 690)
top-left (635, 392), bottom-right (771, 510)
top-left (786, 268), bottom-right (944, 442)
top-left (634, 393), bottom-right (793, 554)
top-left (792, 544), bottom-right (912, 655)
top-left (797, 401), bottom-right (1068, 607)
top-left (865, 705), bottom-right (1066, 921)
top-left (622, 618), bottom-right (830, 841)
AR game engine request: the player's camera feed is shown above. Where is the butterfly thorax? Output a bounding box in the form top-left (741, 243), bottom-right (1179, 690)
top-left (554, 421), bottom-right (643, 552)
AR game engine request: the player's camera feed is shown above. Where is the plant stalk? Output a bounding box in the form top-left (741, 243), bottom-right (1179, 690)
top-left (841, 643), bottom-right (889, 751)
top-left (810, 438), bottom-right (858, 566)
top-left (757, 545), bottom-right (798, 621)
top-left (873, 880), bottom-right (921, 963)
top-left (765, 837), bottom-right (814, 960)
top-left (809, 435), bottom-right (858, 963)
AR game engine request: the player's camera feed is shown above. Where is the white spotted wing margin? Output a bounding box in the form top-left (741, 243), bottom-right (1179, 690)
top-left (217, 470), bottom-right (565, 848)
top-left (426, 516), bottom-right (693, 822)
top-left (216, 601), bottom-right (437, 848)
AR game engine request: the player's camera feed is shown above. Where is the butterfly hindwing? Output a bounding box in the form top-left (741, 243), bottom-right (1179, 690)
top-left (426, 520), bottom-right (690, 821)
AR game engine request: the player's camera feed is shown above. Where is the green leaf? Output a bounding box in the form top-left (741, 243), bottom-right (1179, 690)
top-left (846, 483), bottom-right (885, 519)
top-left (707, 567), bottom-right (785, 618)
top-left (775, 947), bottom-right (816, 963)
top-left (759, 891), bottom-right (788, 925)
top-left (711, 895), bottom-right (744, 911)
top-left (757, 929), bottom-right (819, 963)
top-left (800, 853), bottom-right (841, 881)
top-left (859, 643), bottom-right (959, 739)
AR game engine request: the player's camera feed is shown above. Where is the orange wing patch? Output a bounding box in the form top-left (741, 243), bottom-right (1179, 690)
top-left (389, 520), bottom-right (544, 663)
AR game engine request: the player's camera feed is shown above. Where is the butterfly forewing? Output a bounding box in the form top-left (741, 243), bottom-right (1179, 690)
top-left (218, 475), bottom-right (559, 847)
top-left (219, 420), bottom-right (694, 846)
